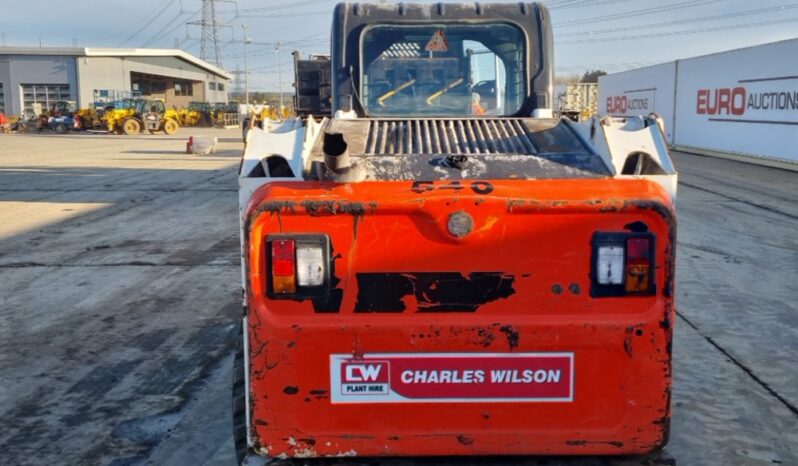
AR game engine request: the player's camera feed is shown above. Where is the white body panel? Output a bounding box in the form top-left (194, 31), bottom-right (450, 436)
top-left (567, 116), bottom-right (678, 200)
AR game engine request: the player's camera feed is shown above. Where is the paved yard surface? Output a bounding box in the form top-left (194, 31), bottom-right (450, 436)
top-left (0, 130), bottom-right (796, 466)
top-left (0, 129), bottom-right (242, 466)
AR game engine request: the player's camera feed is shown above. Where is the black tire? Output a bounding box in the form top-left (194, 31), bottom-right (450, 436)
top-left (54, 123), bottom-right (66, 134)
top-left (199, 112), bottom-right (212, 127)
top-left (232, 326), bottom-right (248, 464)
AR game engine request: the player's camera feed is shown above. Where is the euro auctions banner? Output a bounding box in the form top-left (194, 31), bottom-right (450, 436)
top-left (330, 353), bottom-right (573, 403)
top-left (674, 38), bottom-right (798, 163)
top-left (598, 62), bottom-right (677, 144)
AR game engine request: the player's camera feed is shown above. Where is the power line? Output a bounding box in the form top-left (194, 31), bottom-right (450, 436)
top-left (142, 8), bottom-right (197, 47)
top-left (559, 15), bottom-right (798, 44)
top-left (554, 0), bottom-right (727, 28)
top-left (236, 11), bottom-right (329, 18)
top-left (249, 17), bottom-right (329, 38)
top-left (249, 60), bottom-right (293, 72)
top-left (116, 2), bottom-right (175, 47)
top-left (551, 0), bottom-right (637, 9)
top-left (234, 0), bottom-right (333, 14)
top-left (557, 3), bottom-right (798, 38)
top-left (556, 60), bottom-right (672, 72)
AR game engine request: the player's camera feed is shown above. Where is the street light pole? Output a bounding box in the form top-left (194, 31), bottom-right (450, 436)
top-left (277, 41), bottom-right (283, 110)
top-left (242, 24), bottom-right (250, 106)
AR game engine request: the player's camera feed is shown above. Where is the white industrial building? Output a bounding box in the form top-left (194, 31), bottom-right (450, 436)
top-left (0, 47), bottom-right (232, 116)
top-left (598, 38), bottom-right (798, 169)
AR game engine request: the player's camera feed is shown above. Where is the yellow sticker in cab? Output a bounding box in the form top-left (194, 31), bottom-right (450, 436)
top-left (425, 29), bottom-right (449, 52)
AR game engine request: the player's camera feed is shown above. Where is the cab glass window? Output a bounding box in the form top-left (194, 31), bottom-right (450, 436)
top-left (361, 23), bottom-right (525, 116)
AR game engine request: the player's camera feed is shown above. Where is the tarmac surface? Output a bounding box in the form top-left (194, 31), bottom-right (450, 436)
top-left (0, 129), bottom-right (796, 465)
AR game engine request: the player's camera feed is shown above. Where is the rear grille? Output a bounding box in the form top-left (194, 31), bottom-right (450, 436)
top-left (364, 119), bottom-right (539, 155)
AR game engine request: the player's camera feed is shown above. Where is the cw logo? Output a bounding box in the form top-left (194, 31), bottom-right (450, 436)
top-left (344, 362), bottom-right (386, 382)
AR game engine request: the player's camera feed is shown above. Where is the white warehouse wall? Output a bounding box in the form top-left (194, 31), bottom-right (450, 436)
top-left (76, 56), bottom-right (128, 107)
top-left (674, 38), bottom-right (798, 164)
top-left (598, 38), bottom-right (798, 167)
top-left (598, 62), bottom-right (677, 145)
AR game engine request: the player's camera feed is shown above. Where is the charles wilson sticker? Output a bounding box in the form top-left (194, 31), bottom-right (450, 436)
top-left (330, 353), bottom-right (573, 403)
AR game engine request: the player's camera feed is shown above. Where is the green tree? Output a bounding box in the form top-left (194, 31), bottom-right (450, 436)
top-left (581, 69), bottom-right (607, 83)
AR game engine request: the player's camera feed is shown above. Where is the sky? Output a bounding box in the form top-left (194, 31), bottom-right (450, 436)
top-left (1, 0), bottom-right (797, 91)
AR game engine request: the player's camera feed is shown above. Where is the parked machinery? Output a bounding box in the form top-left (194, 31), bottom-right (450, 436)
top-left (242, 105), bottom-right (293, 140)
top-left (120, 99), bottom-right (180, 135)
top-left (0, 112), bottom-right (10, 133)
top-left (36, 101), bottom-right (80, 133)
top-left (102, 99), bottom-right (139, 133)
top-left (75, 105), bottom-right (105, 130)
top-left (178, 101), bottom-right (214, 127)
top-left (293, 51), bottom-right (332, 118)
top-left (557, 82), bottom-right (599, 122)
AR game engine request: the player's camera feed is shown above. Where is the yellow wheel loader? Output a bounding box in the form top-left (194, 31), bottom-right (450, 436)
top-left (102, 99), bottom-right (139, 133)
top-left (120, 99), bottom-right (180, 135)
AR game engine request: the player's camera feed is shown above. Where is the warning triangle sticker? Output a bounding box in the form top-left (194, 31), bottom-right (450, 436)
top-left (425, 29), bottom-right (449, 52)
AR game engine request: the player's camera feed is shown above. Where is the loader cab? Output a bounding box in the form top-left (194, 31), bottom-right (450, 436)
top-left (137, 99), bottom-right (166, 115)
top-left (49, 101), bottom-right (76, 116)
top-left (329, 2), bottom-right (553, 117)
top-left (359, 23), bottom-right (524, 116)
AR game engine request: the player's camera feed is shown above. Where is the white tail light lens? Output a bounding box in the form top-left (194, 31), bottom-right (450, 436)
top-left (296, 245), bottom-right (325, 287)
top-left (597, 245), bottom-right (624, 285)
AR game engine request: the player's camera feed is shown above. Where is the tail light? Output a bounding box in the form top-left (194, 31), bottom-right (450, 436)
top-left (592, 233), bottom-right (655, 297)
top-left (271, 239), bottom-right (296, 294)
top-left (266, 235), bottom-right (330, 298)
top-left (625, 237), bottom-right (651, 293)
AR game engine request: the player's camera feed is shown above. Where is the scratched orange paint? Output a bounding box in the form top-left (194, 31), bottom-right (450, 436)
top-left (244, 178), bottom-right (675, 457)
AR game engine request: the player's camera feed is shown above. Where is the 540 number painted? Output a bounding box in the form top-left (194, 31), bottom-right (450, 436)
top-left (411, 181), bottom-right (494, 195)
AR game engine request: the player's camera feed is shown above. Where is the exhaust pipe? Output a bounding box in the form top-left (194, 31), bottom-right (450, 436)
top-left (322, 131), bottom-right (365, 182)
top-left (323, 132), bottom-right (350, 173)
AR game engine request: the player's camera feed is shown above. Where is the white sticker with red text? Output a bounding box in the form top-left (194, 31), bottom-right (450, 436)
top-left (330, 353), bottom-right (573, 403)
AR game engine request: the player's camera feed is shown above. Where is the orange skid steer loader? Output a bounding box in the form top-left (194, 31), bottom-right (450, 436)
top-left (235, 2), bottom-right (678, 464)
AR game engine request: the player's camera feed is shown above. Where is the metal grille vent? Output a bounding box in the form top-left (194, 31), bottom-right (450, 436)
top-left (364, 119), bottom-right (539, 155)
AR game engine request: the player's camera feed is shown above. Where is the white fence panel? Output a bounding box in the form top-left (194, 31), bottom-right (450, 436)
top-left (598, 63), bottom-right (677, 144)
top-left (673, 38), bottom-right (798, 164)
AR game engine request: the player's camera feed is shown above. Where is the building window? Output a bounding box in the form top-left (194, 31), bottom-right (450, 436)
top-left (21, 84), bottom-right (70, 115)
top-left (132, 76), bottom-right (166, 96)
top-left (0, 83), bottom-right (5, 114)
top-left (149, 81), bottom-right (166, 94)
top-left (174, 80), bottom-right (193, 97)
top-left (209, 82), bottom-right (217, 91)
top-left (217, 83), bottom-right (225, 91)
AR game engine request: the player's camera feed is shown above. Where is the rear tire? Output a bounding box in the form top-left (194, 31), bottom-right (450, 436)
top-left (232, 326), bottom-right (248, 464)
top-left (54, 123), bottom-right (66, 134)
top-left (122, 118), bottom-right (140, 135)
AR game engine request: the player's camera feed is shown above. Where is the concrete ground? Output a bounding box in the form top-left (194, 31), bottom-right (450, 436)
top-left (0, 130), bottom-right (796, 466)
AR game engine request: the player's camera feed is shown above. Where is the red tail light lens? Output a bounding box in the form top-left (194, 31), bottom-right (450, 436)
top-left (592, 233), bottom-right (655, 297)
top-left (271, 239), bottom-right (296, 293)
top-left (625, 237), bottom-right (651, 293)
top-left (266, 235), bottom-right (330, 298)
